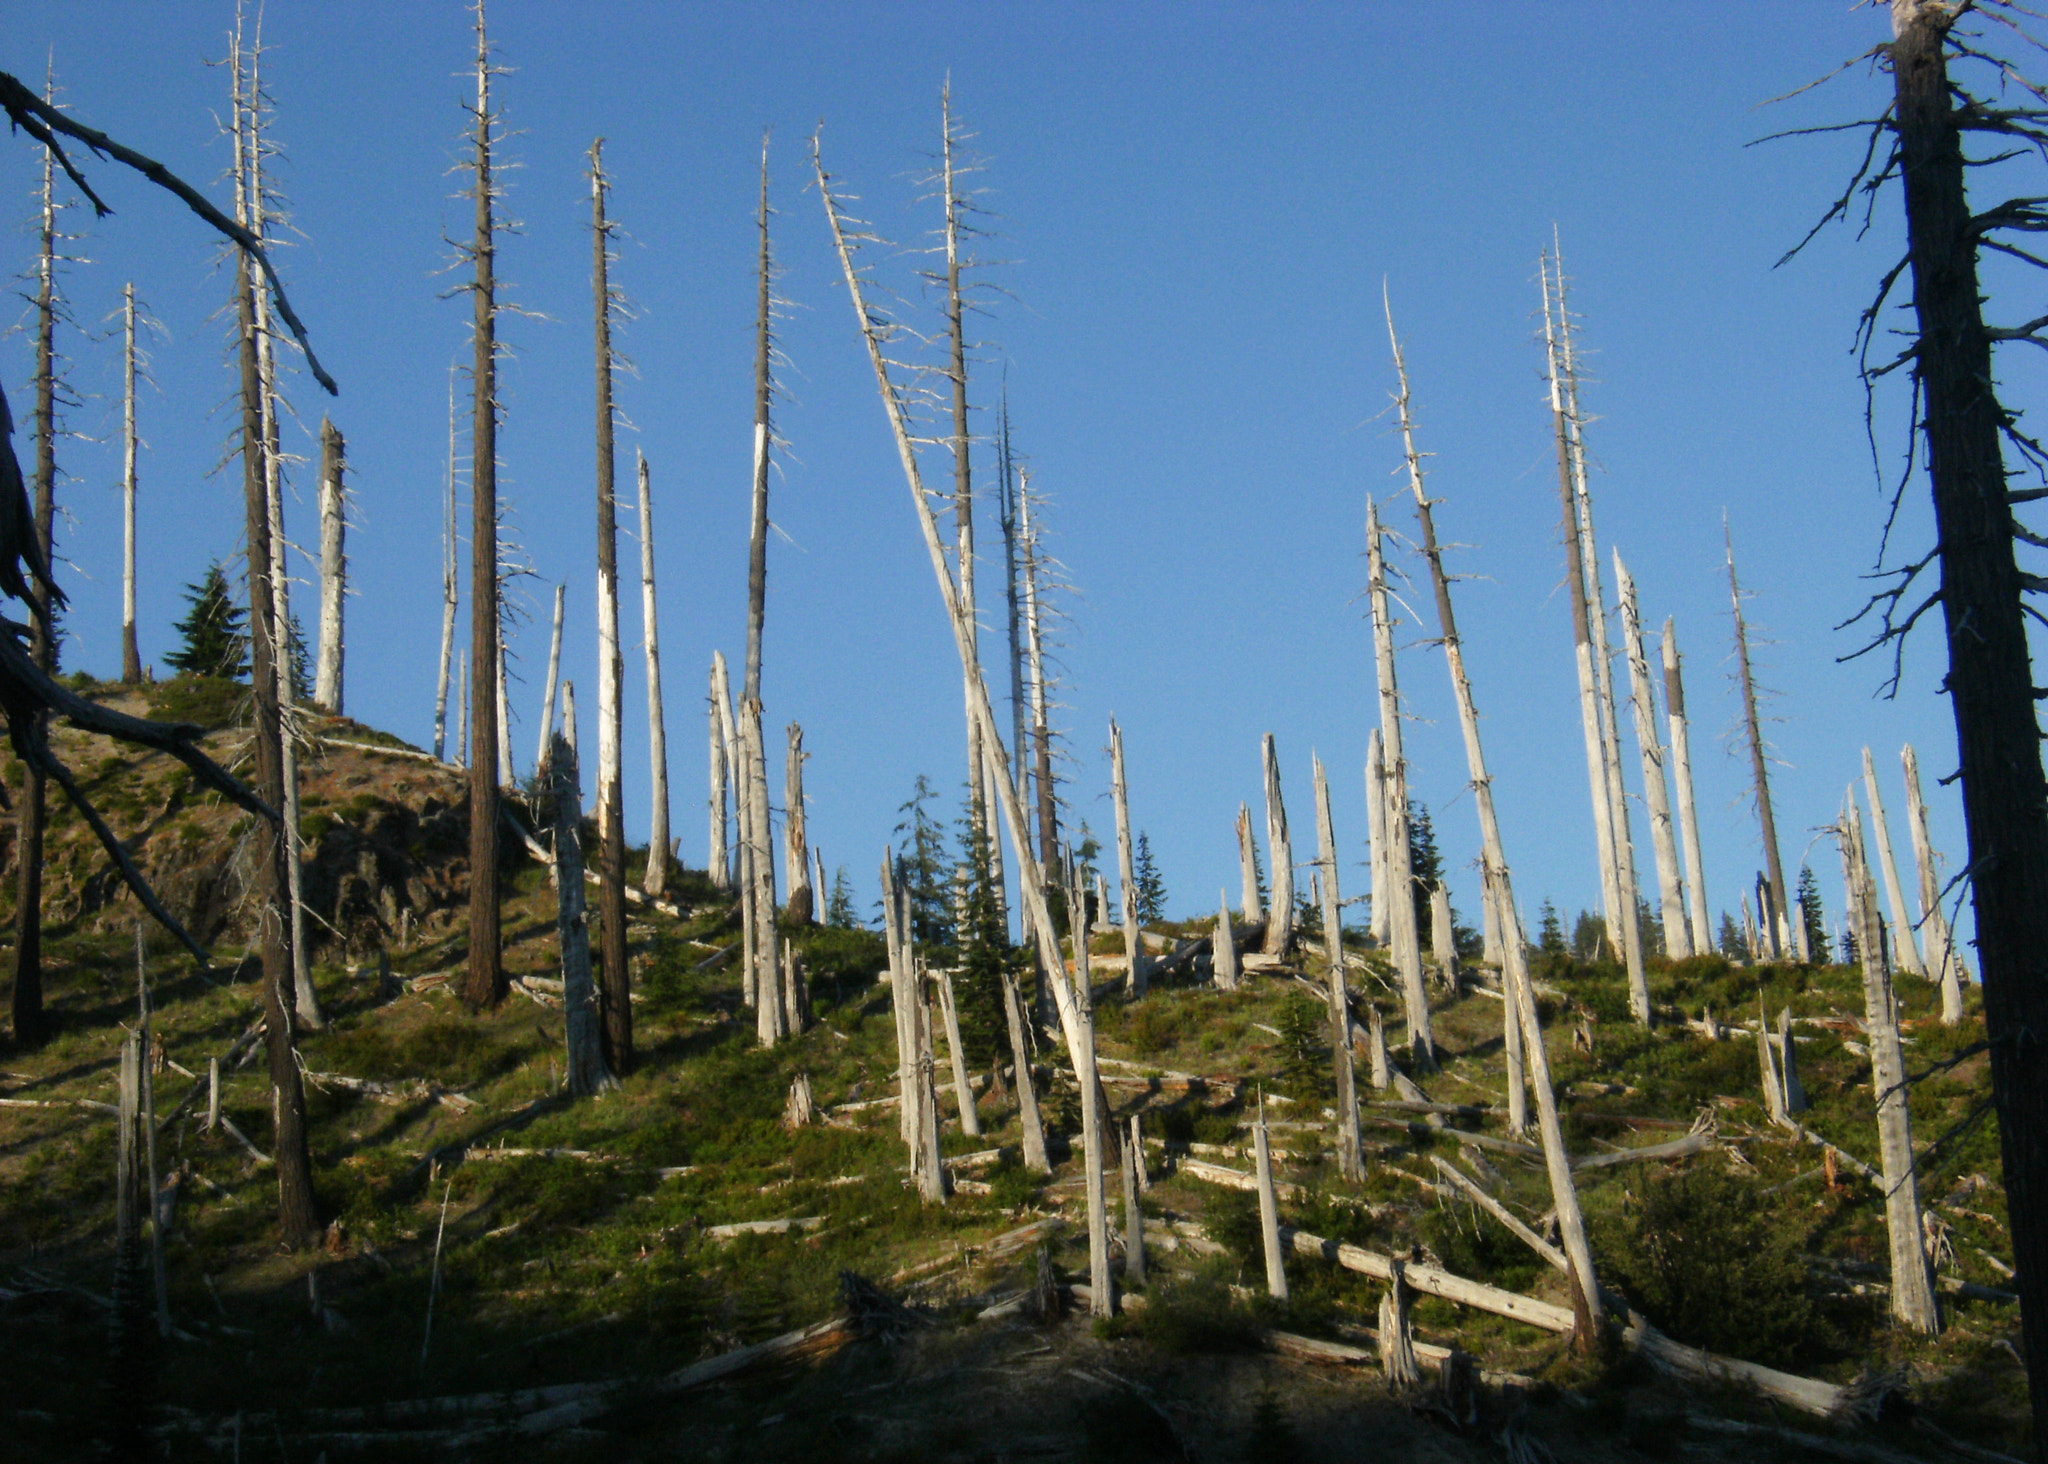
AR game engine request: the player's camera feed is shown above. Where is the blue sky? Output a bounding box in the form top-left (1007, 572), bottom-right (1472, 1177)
top-left (4, 4), bottom-right (2007, 957)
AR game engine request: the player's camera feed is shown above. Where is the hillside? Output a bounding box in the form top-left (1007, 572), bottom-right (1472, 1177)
top-left (0, 683), bottom-right (2027, 1462)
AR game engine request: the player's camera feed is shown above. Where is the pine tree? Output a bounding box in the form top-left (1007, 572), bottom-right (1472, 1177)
top-left (1409, 798), bottom-right (1443, 950)
top-left (286, 608), bottom-right (312, 702)
top-left (952, 806), bottom-right (1009, 1065)
top-left (1537, 900), bottom-right (1567, 956)
top-left (1718, 911), bottom-right (1746, 961)
top-left (1796, 865), bottom-right (1827, 963)
top-left (826, 867), bottom-right (856, 928)
top-left (894, 775), bottom-right (953, 947)
top-left (164, 561), bottom-right (249, 680)
top-left (1133, 831), bottom-right (1167, 923)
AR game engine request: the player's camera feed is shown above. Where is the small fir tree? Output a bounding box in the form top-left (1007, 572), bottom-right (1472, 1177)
top-left (1796, 865), bottom-right (1827, 962)
top-left (1132, 831), bottom-right (1167, 923)
top-left (1538, 899), bottom-right (1567, 956)
top-left (894, 774), bottom-right (953, 947)
top-left (826, 866), bottom-right (857, 928)
top-left (951, 802), bottom-right (1010, 1063)
top-left (1718, 910), bottom-right (1747, 960)
top-left (164, 560), bottom-right (249, 680)
top-left (1571, 908), bottom-right (1606, 962)
top-left (1408, 798), bottom-right (1443, 948)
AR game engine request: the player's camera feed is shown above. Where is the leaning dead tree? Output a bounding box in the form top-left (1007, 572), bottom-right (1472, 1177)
top-left (459, 2), bottom-right (507, 1008)
top-left (434, 366), bottom-right (459, 762)
top-left (1785, 9), bottom-right (2048, 1421)
top-left (1662, 619), bottom-right (1712, 956)
top-left (1312, 752), bottom-right (1363, 1179)
top-left (1861, 746), bottom-right (1924, 982)
top-left (1387, 299), bottom-right (1602, 1347)
top-left (1366, 500), bottom-right (1433, 1066)
top-left (590, 137), bottom-right (631, 1074)
top-left (1725, 524), bottom-right (1803, 962)
top-left (1615, 553), bottom-right (1691, 957)
top-left (817, 127), bottom-right (1116, 1315)
top-left (1110, 718), bottom-right (1144, 994)
top-left (639, 453), bottom-right (672, 898)
top-left (118, 282), bottom-right (146, 686)
top-left (1543, 250), bottom-right (1648, 1005)
top-left (1901, 743), bottom-right (1964, 1021)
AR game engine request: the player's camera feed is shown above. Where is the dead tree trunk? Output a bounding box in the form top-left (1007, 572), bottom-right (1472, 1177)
top-left (120, 282), bottom-right (142, 686)
top-left (1111, 719), bottom-right (1145, 996)
top-left (1842, 794), bottom-right (1941, 1334)
top-left (1902, 743), bottom-right (1965, 1021)
top-left (434, 370), bottom-right (458, 763)
top-left (1487, 876), bottom-right (1531, 1137)
top-left (590, 138), bottom-right (631, 1075)
top-left (315, 419), bottom-right (346, 714)
top-left (1429, 886), bottom-right (1459, 991)
top-left (742, 701), bottom-right (782, 1044)
top-left (1662, 618), bottom-right (1712, 956)
top-left (745, 135), bottom-right (772, 712)
top-left (998, 394), bottom-right (1031, 938)
top-left (1616, 554), bottom-right (1690, 956)
top-left (550, 732), bottom-right (613, 1097)
top-left (936, 968), bottom-right (981, 1137)
top-left (1237, 802), bottom-right (1263, 924)
top-left (1367, 728), bottom-right (1390, 946)
top-left (1067, 853), bottom-right (1113, 1315)
top-left (239, 239), bottom-right (316, 1246)
top-left (536, 583), bottom-right (564, 771)
top-left (914, 959), bottom-right (947, 1205)
top-left (1367, 501), bottom-right (1432, 1065)
top-left (783, 724), bottom-right (812, 924)
top-left (1261, 735), bottom-right (1297, 958)
top-left (461, 6), bottom-right (504, 1008)
top-left (882, 853), bottom-right (918, 1160)
top-left (708, 658), bottom-right (732, 890)
top-left (1255, 1091), bottom-right (1289, 1304)
top-left (1862, 747), bottom-right (1925, 979)
top-left (1389, 301), bottom-right (1599, 1339)
top-left (1214, 891), bottom-right (1240, 990)
top-left (1727, 528), bottom-right (1799, 962)
top-left (1314, 753), bottom-right (1363, 1180)
top-left (638, 453), bottom-right (671, 898)
top-left (1000, 962), bottom-right (1049, 1173)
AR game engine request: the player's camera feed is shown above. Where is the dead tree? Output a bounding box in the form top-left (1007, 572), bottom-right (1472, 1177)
top-left (1236, 802), bottom-right (1263, 924)
top-left (1000, 956), bottom-right (1049, 1172)
top-left (936, 968), bottom-right (980, 1137)
top-left (1110, 718), bottom-right (1145, 995)
top-left (638, 453), bottom-right (671, 898)
top-left (536, 583), bottom-right (564, 771)
top-left (589, 137), bottom-right (631, 1073)
top-left (1255, 1091), bottom-right (1289, 1304)
top-left (119, 282), bottom-right (142, 685)
top-left (1544, 252), bottom-right (1649, 1005)
top-left (997, 392), bottom-right (1031, 927)
top-left (1389, 301), bottom-right (1599, 1340)
top-left (784, 724), bottom-right (812, 924)
top-left (1902, 743), bottom-right (1964, 1021)
top-left (1367, 728), bottom-right (1389, 945)
top-left (1019, 470), bottom-right (1062, 901)
top-left (1862, 747), bottom-right (1925, 980)
top-left (1841, 794), bottom-right (1940, 1334)
top-left (549, 731), bottom-right (612, 1097)
top-left (434, 368), bottom-right (459, 762)
top-left (1313, 753), bottom-right (1363, 1179)
top-left (1366, 501), bottom-right (1432, 1064)
top-left (1662, 618), bottom-right (1712, 956)
top-left (1726, 526), bottom-right (1801, 962)
top-left (1260, 734), bottom-right (1297, 958)
top-left (460, 3), bottom-right (506, 1008)
top-left (315, 419), bottom-right (346, 713)
top-left (1616, 553), bottom-right (1690, 956)
top-left (707, 658), bottom-right (731, 889)
top-left (1214, 890), bottom-right (1240, 990)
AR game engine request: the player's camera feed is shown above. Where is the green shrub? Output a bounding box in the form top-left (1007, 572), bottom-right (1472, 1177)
top-left (1593, 1163), bottom-right (1828, 1369)
top-left (1127, 1262), bottom-right (1269, 1355)
top-left (149, 674), bottom-right (246, 730)
top-left (1418, 1195), bottom-right (1547, 1295)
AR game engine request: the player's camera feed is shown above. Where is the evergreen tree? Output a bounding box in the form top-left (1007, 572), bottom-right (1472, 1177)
top-left (1571, 908), bottom-right (1605, 962)
top-left (164, 560), bottom-right (248, 680)
top-left (951, 801), bottom-right (1009, 1064)
top-left (894, 774), bottom-right (953, 946)
top-left (286, 608), bottom-right (312, 703)
top-left (826, 866), bottom-right (856, 928)
top-left (1537, 900), bottom-right (1567, 956)
top-left (1132, 831), bottom-right (1167, 922)
top-left (1718, 910), bottom-right (1746, 960)
top-left (1408, 798), bottom-right (1443, 949)
top-left (1796, 865), bottom-right (1827, 962)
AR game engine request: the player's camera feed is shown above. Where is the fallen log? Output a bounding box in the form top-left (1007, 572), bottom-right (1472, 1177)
top-left (1429, 1157), bottom-right (1567, 1274)
top-left (1178, 1157), bottom-right (1304, 1202)
top-left (1280, 1226), bottom-right (1575, 1335)
top-left (704, 1216), bottom-right (826, 1240)
top-left (1624, 1313), bottom-right (1843, 1417)
top-left (1570, 1130), bottom-right (1715, 1171)
top-left (1265, 1328), bottom-right (1534, 1389)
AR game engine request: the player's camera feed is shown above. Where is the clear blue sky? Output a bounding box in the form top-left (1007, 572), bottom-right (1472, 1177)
top-left (5, 4), bottom-right (2003, 958)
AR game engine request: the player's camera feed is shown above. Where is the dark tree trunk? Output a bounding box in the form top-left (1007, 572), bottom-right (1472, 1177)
top-left (463, 14), bottom-right (504, 1009)
top-left (746, 138), bottom-right (772, 710)
top-left (591, 138), bottom-right (631, 1074)
top-left (1890, 6), bottom-right (2048, 1446)
top-left (239, 249), bottom-right (317, 1246)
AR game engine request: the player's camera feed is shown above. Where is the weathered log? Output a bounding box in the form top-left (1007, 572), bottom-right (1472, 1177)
top-left (1429, 1155), bottom-right (1567, 1273)
top-left (1282, 1225), bottom-right (1574, 1333)
top-left (704, 1216), bottom-right (826, 1240)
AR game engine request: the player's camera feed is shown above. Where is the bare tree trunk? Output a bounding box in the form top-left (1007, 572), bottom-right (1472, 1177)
top-left (1367, 729), bottom-right (1389, 946)
top-left (1001, 964), bottom-right (1048, 1171)
top-left (745, 136), bottom-right (772, 710)
top-left (708, 659), bottom-right (732, 890)
top-left (1255, 1092), bottom-right (1289, 1304)
top-left (536, 583), bottom-right (564, 771)
top-left (434, 370), bottom-right (458, 763)
top-left (1214, 891), bottom-right (1240, 990)
top-left (1111, 719), bottom-right (1145, 996)
top-left (462, 5), bottom-right (504, 1009)
top-left (120, 283), bottom-right (142, 686)
top-left (1429, 886), bottom-right (1459, 991)
top-left (882, 854), bottom-right (918, 1159)
top-left (1842, 794), bottom-right (1941, 1334)
top-left (998, 394), bottom-right (1030, 941)
top-left (1727, 529), bottom-right (1798, 963)
top-left (1314, 754), bottom-right (1363, 1180)
top-left (783, 724), bottom-right (812, 924)
top-left (936, 969), bottom-right (981, 1137)
top-left (1068, 855), bottom-right (1113, 1315)
top-left (455, 650), bottom-right (468, 766)
top-left (589, 137), bottom-right (631, 1075)
top-left (1902, 743), bottom-right (1965, 1021)
top-left (1862, 747), bottom-right (1925, 979)
top-left (1260, 735), bottom-right (1297, 958)
top-left (742, 703), bottom-right (781, 1044)
top-left (550, 731), bottom-right (613, 1097)
top-left (239, 241), bottom-right (316, 1245)
top-left (1486, 877), bottom-right (1530, 1137)
top-left (914, 958), bottom-right (947, 1206)
top-left (1122, 1120), bottom-right (1146, 1285)
top-left (315, 419), bottom-right (346, 714)
top-left (1617, 554), bottom-right (1689, 956)
top-left (1663, 618), bottom-right (1712, 956)
top-left (638, 455), bottom-right (671, 898)
top-left (1388, 301), bottom-right (1599, 1340)
top-left (1367, 502), bottom-right (1433, 1064)
top-left (1236, 803), bottom-right (1263, 924)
